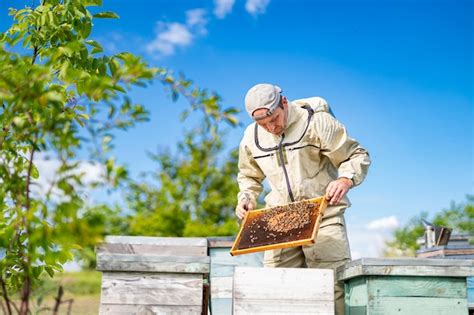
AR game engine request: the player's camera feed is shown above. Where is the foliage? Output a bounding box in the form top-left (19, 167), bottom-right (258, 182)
top-left (385, 195), bottom-right (474, 257)
top-left (0, 0), bottom-right (239, 314)
top-left (125, 125), bottom-right (240, 238)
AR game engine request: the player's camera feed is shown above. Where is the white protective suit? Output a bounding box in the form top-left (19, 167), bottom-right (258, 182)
top-left (236, 96), bottom-right (371, 315)
top-left (237, 96), bottom-right (370, 225)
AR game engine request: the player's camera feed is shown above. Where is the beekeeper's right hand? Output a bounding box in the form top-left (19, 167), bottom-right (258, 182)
top-left (235, 200), bottom-right (255, 220)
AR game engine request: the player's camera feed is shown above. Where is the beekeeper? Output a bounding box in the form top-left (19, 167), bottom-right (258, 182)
top-left (235, 83), bottom-right (371, 315)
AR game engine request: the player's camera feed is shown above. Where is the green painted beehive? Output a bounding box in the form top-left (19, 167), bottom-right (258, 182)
top-left (337, 258), bottom-right (473, 315)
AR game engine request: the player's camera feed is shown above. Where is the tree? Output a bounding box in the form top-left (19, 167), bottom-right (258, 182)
top-left (385, 195), bottom-right (474, 257)
top-left (0, 1), bottom-right (238, 313)
top-left (125, 125), bottom-right (240, 238)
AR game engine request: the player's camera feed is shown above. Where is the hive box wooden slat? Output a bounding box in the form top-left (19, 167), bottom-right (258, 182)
top-left (233, 266), bottom-right (334, 314)
top-left (96, 253), bottom-right (209, 273)
top-left (208, 237), bottom-right (263, 315)
top-left (337, 258), bottom-right (474, 315)
top-left (97, 236), bottom-right (209, 315)
top-left (415, 235), bottom-right (474, 310)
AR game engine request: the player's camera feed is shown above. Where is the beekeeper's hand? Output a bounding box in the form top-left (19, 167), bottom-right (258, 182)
top-left (326, 177), bottom-right (353, 205)
top-left (235, 199), bottom-right (255, 220)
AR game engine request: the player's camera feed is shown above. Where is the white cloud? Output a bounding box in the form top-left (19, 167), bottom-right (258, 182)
top-left (186, 9), bottom-right (207, 27)
top-left (146, 9), bottom-right (209, 58)
top-left (346, 216), bottom-right (400, 258)
top-left (245, 0), bottom-right (270, 16)
top-left (347, 226), bottom-right (389, 258)
top-left (367, 215), bottom-right (399, 230)
top-left (214, 0), bottom-right (235, 19)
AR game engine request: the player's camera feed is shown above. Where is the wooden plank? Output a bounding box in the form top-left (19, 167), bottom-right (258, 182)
top-left (417, 248), bottom-right (474, 258)
top-left (233, 267), bottom-right (334, 314)
top-left (208, 236), bottom-right (235, 248)
top-left (210, 298), bottom-right (232, 315)
top-left (99, 304), bottom-right (201, 315)
top-left (345, 277), bottom-right (367, 307)
top-left (230, 197), bottom-right (327, 256)
top-left (96, 253), bottom-right (209, 273)
top-left (368, 296), bottom-right (468, 315)
top-left (210, 249), bottom-right (263, 277)
top-left (341, 257), bottom-right (474, 268)
top-left (104, 236), bottom-right (207, 247)
top-left (233, 267), bottom-right (333, 300)
top-left (337, 264), bottom-right (474, 281)
top-left (210, 276), bottom-right (232, 299)
top-left (367, 276), bottom-right (467, 298)
top-left (234, 298), bottom-right (333, 314)
top-left (346, 306), bottom-right (366, 315)
top-left (100, 272), bottom-right (203, 306)
top-left (97, 243), bottom-right (206, 256)
top-left (468, 276), bottom-right (474, 306)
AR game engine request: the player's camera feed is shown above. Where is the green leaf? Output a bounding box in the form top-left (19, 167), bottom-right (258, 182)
top-left (85, 39), bottom-right (102, 49)
top-left (93, 11), bottom-right (119, 19)
top-left (85, 0), bottom-right (103, 6)
top-left (31, 164), bottom-right (40, 179)
top-left (81, 21), bottom-right (92, 38)
top-left (91, 46), bottom-right (103, 54)
top-left (45, 266), bottom-right (54, 278)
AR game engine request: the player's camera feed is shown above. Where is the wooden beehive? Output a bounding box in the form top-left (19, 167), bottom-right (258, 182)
top-left (96, 236), bottom-right (210, 315)
top-left (233, 266), bottom-right (334, 314)
top-left (230, 196), bottom-right (327, 256)
top-left (337, 258), bottom-right (474, 315)
top-left (208, 237), bottom-right (263, 315)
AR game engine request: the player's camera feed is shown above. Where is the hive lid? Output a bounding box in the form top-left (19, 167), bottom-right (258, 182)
top-left (96, 236), bottom-right (209, 273)
top-left (336, 257), bottom-right (474, 281)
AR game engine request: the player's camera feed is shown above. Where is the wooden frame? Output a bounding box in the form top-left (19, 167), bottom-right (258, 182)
top-left (230, 197), bottom-right (327, 256)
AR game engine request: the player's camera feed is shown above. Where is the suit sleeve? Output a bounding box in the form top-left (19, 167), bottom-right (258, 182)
top-left (236, 139), bottom-right (265, 205)
top-left (314, 112), bottom-right (371, 186)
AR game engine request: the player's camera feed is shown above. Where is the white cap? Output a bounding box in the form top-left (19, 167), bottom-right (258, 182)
top-left (244, 83), bottom-right (282, 120)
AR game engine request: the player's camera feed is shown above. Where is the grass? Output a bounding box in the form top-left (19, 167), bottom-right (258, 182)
top-left (8, 271), bottom-right (102, 315)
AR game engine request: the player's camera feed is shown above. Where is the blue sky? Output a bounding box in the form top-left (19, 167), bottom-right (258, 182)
top-left (1, 0), bottom-right (472, 258)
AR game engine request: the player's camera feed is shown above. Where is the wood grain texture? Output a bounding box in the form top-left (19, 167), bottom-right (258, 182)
top-left (96, 253), bottom-right (210, 273)
top-left (100, 272), bottom-right (203, 306)
top-left (367, 296), bottom-right (468, 315)
top-left (234, 299), bottom-right (334, 314)
top-left (210, 248), bottom-right (263, 277)
top-left (233, 267), bottom-right (334, 315)
top-left (99, 304), bottom-right (201, 315)
top-left (344, 274), bottom-right (470, 315)
top-left (104, 235), bottom-right (207, 247)
top-left (210, 276), bottom-right (233, 299)
top-left (96, 243), bottom-right (207, 256)
top-left (468, 276), bottom-right (474, 307)
top-left (341, 257), bottom-right (474, 268)
top-left (208, 236), bottom-right (235, 248)
top-left (367, 276), bottom-right (466, 298)
top-left (208, 247), bottom-right (263, 315)
top-left (337, 258), bottom-right (474, 281)
top-left (345, 277), bottom-right (367, 307)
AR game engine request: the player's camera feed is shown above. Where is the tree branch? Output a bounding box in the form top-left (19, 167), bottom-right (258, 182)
top-left (0, 277), bottom-right (13, 315)
top-left (52, 285), bottom-right (63, 315)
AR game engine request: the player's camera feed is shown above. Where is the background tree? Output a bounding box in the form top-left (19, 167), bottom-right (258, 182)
top-left (385, 195), bottom-right (474, 257)
top-left (125, 126), bottom-right (240, 238)
top-left (0, 0), bottom-right (238, 313)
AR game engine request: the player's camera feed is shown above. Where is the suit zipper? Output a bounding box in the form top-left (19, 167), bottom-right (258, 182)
top-left (279, 133), bottom-right (294, 202)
